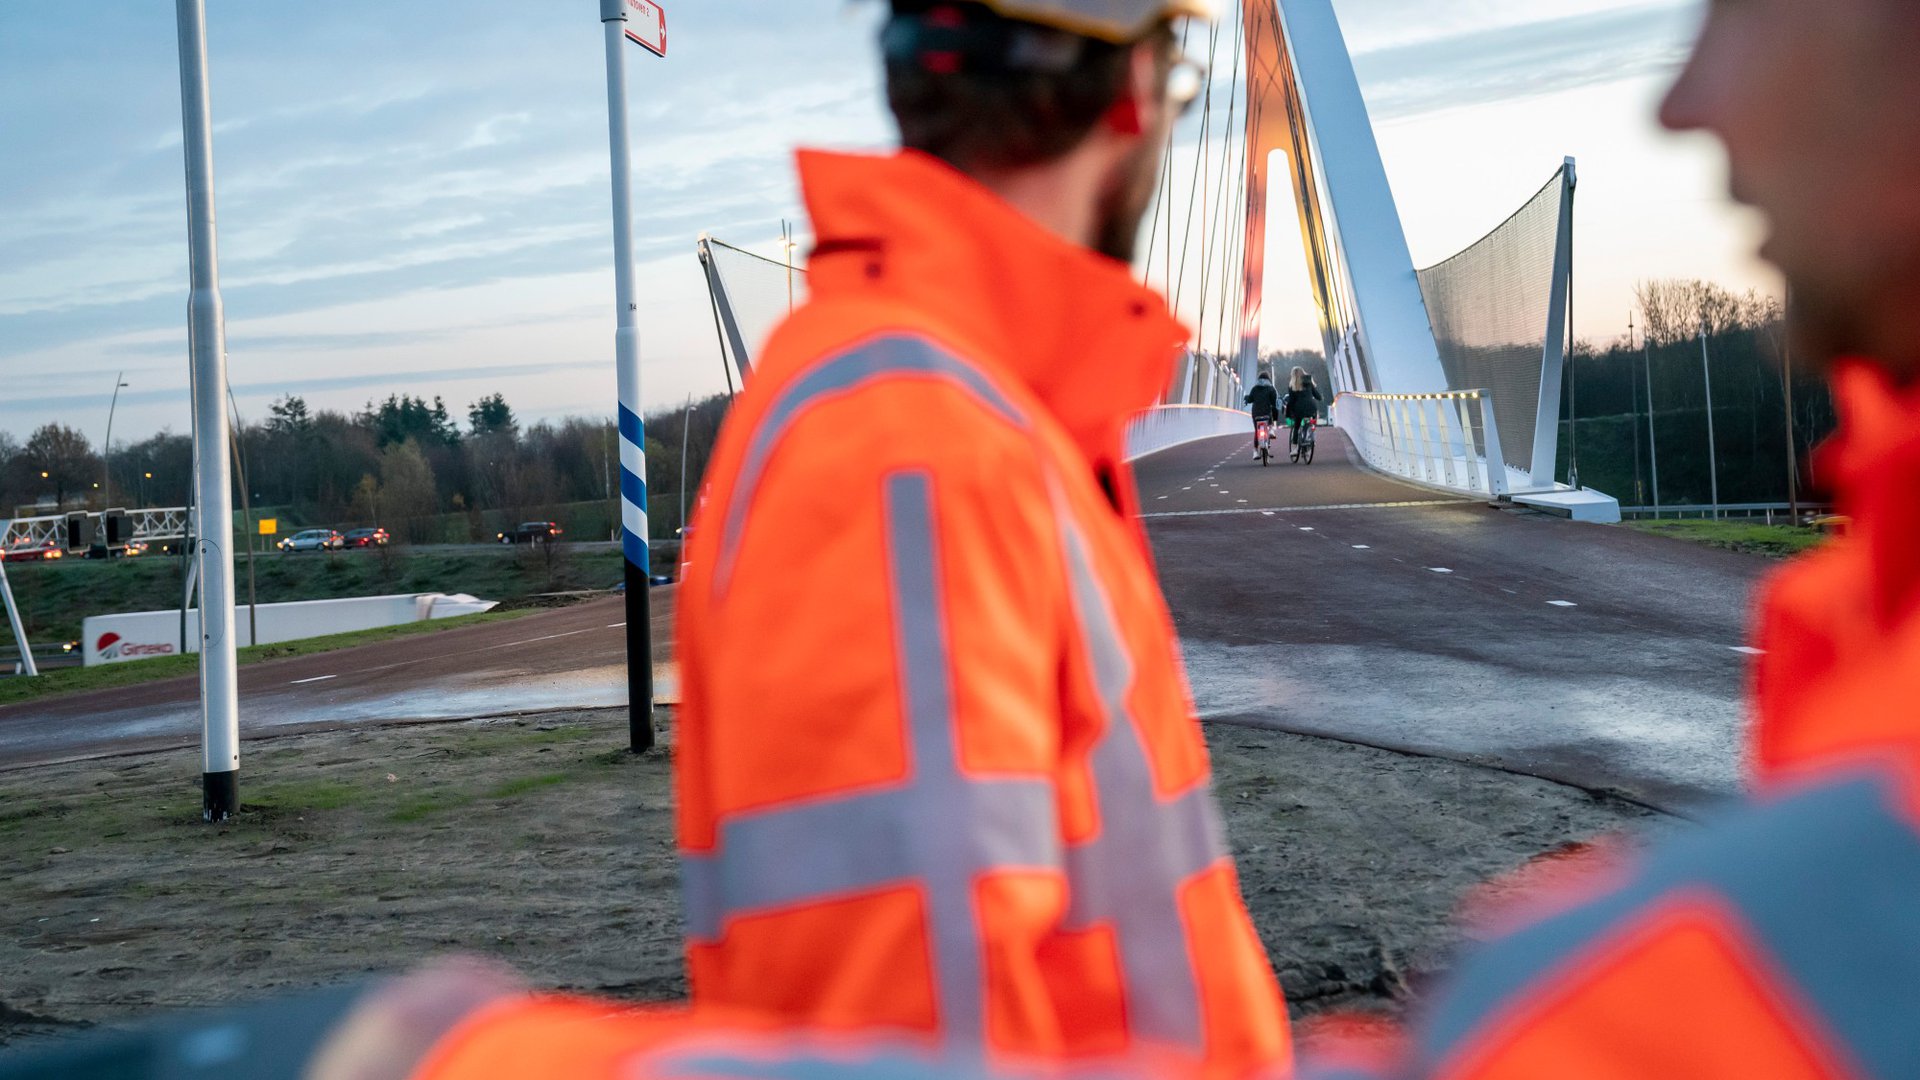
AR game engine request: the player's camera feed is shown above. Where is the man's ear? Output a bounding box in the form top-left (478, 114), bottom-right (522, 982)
top-left (1103, 42), bottom-right (1164, 137)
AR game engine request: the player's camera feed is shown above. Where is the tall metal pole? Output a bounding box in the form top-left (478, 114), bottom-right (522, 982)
top-left (1700, 325), bottom-right (1721, 520)
top-left (602, 0), bottom-right (654, 752)
top-left (1644, 333), bottom-right (1662, 518)
top-left (103, 373), bottom-right (128, 510)
top-left (1781, 286), bottom-right (1801, 523)
top-left (679, 394), bottom-right (692, 540)
top-left (782, 220), bottom-right (796, 315)
top-left (175, 0), bottom-right (240, 820)
top-left (1628, 316), bottom-right (1644, 506)
top-left (0, 529), bottom-right (38, 679)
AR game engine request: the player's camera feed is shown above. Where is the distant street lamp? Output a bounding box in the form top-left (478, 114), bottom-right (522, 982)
top-left (103, 373), bottom-right (129, 508)
top-left (781, 219), bottom-right (798, 315)
top-left (1700, 324), bottom-right (1721, 519)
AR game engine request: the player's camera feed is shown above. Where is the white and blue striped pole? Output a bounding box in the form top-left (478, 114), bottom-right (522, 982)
top-left (601, 0), bottom-right (658, 751)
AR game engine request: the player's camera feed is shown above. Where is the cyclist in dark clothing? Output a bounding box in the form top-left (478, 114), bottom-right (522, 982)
top-left (1244, 369), bottom-right (1280, 461)
top-left (1282, 367), bottom-right (1322, 454)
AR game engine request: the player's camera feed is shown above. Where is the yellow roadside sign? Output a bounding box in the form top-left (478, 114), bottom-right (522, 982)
top-left (259, 518), bottom-right (278, 536)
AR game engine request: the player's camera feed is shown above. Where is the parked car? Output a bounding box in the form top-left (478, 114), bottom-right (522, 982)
top-left (1, 540), bottom-right (62, 563)
top-left (497, 521), bottom-right (563, 545)
top-left (345, 527), bottom-right (391, 549)
top-left (277, 528), bottom-right (345, 553)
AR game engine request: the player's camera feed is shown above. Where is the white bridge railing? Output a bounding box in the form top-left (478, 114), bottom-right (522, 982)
top-left (2, 507), bottom-right (191, 550)
top-left (1124, 405), bottom-right (1251, 462)
top-left (1332, 390), bottom-right (1520, 499)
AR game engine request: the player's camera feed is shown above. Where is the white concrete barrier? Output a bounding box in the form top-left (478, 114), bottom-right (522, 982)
top-left (1331, 390), bottom-right (1621, 521)
top-left (82, 593), bottom-right (497, 666)
top-left (1125, 405), bottom-right (1251, 462)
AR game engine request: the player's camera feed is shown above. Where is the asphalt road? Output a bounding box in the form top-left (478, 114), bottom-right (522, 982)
top-left (3, 429), bottom-right (1765, 811)
top-left (1137, 430), bottom-right (1760, 812)
top-left (0, 592), bottom-right (674, 771)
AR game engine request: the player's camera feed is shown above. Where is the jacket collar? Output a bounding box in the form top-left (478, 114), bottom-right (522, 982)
top-left (796, 149), bottom-right (1189, 468)
top-left (1754, 361), bottom-right (1920, 784)
top-left (1820, 362), bottom-right (1920, 629)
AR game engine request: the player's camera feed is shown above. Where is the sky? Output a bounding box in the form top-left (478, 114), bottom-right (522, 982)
top-left (0, 0), bottom-right (1776, 445)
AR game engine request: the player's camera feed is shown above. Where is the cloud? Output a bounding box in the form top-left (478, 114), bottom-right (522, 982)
top-left (1350, 3), bottom-right (1699, 120)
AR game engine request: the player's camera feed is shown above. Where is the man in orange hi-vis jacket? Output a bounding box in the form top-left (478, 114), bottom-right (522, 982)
top-left (666, 0), bottom-right (1288, 1068)
top-left (310, 1), bottom-right (1289, 1078)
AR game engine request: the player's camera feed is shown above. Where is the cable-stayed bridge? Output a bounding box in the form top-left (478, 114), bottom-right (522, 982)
top-left (702, 0), bottom-right (1614, 521)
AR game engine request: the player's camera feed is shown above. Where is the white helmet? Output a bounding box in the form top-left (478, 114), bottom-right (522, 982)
top-left (909, 0), bottom-right (1215, 44)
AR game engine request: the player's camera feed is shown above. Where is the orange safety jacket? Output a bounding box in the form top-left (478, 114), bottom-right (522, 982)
top-left (665, 149), bottom-right (1289, 1071)
top-left (1288, 362), bottom-right (1920, 1080)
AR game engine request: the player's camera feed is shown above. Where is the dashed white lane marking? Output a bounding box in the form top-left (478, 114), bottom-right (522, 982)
top-left (291, 675), bottom-right (337, 685)
top-left (1428, 567), bottom-right (1454, 574)
top-left (1298, 527), bottom-right (1314, 532)
top-left (1262, 511), bottom-right (1276, 516)
top-left (1352, 544), bottom-right (1370, 550)
top-left (493, 628), bottom-right (597, 650)
top-left (1237, 499), bottom-right (1248, 504)
top-left (1547, 600), bottom-right (1578, 608)
top-left (608, 622), bottom-right (627, 628)
top-left (1730, 646), bottom-right (1766, 655)
top-left (1141, 499), bottom-right (1473, 520)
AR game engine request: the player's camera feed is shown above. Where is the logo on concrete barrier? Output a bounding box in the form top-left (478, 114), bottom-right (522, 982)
top-left (96, 632), bottom-right (175, 661)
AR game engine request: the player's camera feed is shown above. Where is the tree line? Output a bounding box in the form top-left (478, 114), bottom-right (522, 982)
top-left (1, 392), bottom-right (735, 546)
top-left (2, 275), bottom-right (1838, 537)
top-left (1558, 279), bottom-right (1836, 509)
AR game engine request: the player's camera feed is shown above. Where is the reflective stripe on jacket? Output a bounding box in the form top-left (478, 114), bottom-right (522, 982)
top-left (1292, 362), bottom-right (1920, 1080)
top-left (672, 149), bottom-right (1289, 1071)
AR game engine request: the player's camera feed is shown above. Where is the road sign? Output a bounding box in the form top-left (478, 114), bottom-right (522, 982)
top-left (622, 0), bottom-right (666, 57)
top-left (258, 518), bottom-right (278, 536)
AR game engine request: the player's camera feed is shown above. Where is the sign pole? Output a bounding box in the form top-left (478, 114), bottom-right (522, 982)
top-left (601, 0), bottom-right (663, 752)
top-left (0, 529), bottom-right (38, 678)
top-left (174, 0), bottom-right (242, 820)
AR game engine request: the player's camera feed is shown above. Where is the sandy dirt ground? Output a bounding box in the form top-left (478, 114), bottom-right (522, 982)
top-left (0, 706), bottom-right (1668, 1049)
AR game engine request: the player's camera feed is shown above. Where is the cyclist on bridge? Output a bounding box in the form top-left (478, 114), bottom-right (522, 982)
top-left (1281, 367), bottom-right (1321, 459)
top-left (1243, 368), bottom-right (1281, 460)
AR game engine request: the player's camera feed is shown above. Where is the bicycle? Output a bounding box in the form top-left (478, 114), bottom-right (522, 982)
top-left (1254, 417), bottom-right (1275, 466)
top-left (1289, 417), bottom-right (1317, 465)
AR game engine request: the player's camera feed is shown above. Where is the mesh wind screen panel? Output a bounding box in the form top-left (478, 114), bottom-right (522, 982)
top-left (1416, 169), bottom-right (1567, 473)
top-left (707, 239), bottom-right (809, 371)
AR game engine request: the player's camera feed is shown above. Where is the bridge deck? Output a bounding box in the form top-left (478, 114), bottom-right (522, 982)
top-left (1141, 429), bottom-right (1756, 811)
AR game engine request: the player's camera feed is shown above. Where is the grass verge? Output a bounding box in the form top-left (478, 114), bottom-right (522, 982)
top-left (0, 609), bottom-right (536, 708)
top-left (1626, 519), bottom-right (1828, 558)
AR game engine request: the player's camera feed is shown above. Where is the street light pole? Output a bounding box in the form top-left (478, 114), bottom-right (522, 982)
top-left (782, 219), bottom-right (797, 314)
top-left (174, 0), bottom-right (241, 821)
top-left (601, 0), bottom-right (655, 752)
top-left (1643, 327), bottom-right (1662, 519)
top-left (1700, 324), bottom-right (1721, 520)
top-left (103, 373), bottom-right (129, 509)
top-left (1627, 316), bottom-right (1643, 507)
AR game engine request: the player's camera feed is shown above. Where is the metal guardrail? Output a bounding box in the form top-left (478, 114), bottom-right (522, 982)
top-left (1621, 502), bottom-right (1834, 523)
top-left (1334, 389), bottom-right (1513, 498)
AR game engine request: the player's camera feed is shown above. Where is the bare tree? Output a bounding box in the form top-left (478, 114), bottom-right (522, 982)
top-left (23, 423), bottom-right (99, 510)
